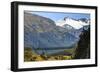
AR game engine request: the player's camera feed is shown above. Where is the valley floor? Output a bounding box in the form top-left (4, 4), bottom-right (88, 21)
top-left (24, 48), bottom-right (75, 62)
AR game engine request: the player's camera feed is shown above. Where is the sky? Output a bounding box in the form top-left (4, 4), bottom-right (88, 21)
top-left (26, 11), bottom-right (90, 22)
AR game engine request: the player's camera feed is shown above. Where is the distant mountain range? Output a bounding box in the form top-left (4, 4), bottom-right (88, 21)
top-left (24, 12), bottom-right (90, 55)
top-left (55, 17), bottom-right (90, 38)
top-left (56, 17), bottom-right (90, 29)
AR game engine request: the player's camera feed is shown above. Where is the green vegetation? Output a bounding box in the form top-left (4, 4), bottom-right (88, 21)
top-left (64, 48), bottom-right (75, 54)
top-left (63, 48), bottom-right (76, 59)
top-left (24, 48), bottom-right (75, 62)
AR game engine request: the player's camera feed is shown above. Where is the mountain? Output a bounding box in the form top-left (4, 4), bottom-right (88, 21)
top-left (24, 12), bottom-right (56, 33)
top-left (56, 17), bottom-right (90, 30)
top-left (55, 17), bottom-right (90, 38)
top-left (68, 25), bottom-right (90, 38)
top-left (63, 24), bottom-right (75, 32)
top-left (24, 12), bottom-right (78, 55)
top-left (78, 18), bottom-right (90, 24)
top-left (24, 12), bottom-right (57, 48)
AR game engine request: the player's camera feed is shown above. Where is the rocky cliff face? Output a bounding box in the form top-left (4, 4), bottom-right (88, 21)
top-left (24, 12), bottom-right (78, 54)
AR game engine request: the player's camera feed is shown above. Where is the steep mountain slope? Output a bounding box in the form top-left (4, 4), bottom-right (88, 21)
top-left (68, 25), bottom-right (90, 38)
top-left (24, 12), bottom-right (56, 33)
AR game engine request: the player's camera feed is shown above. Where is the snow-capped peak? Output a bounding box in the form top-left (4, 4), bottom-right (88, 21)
top-left (55, 17), bottom-right (90, 29)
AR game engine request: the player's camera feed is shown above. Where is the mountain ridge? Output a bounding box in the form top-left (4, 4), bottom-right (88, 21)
top-left (55, 17), bottom-right (90, 29)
